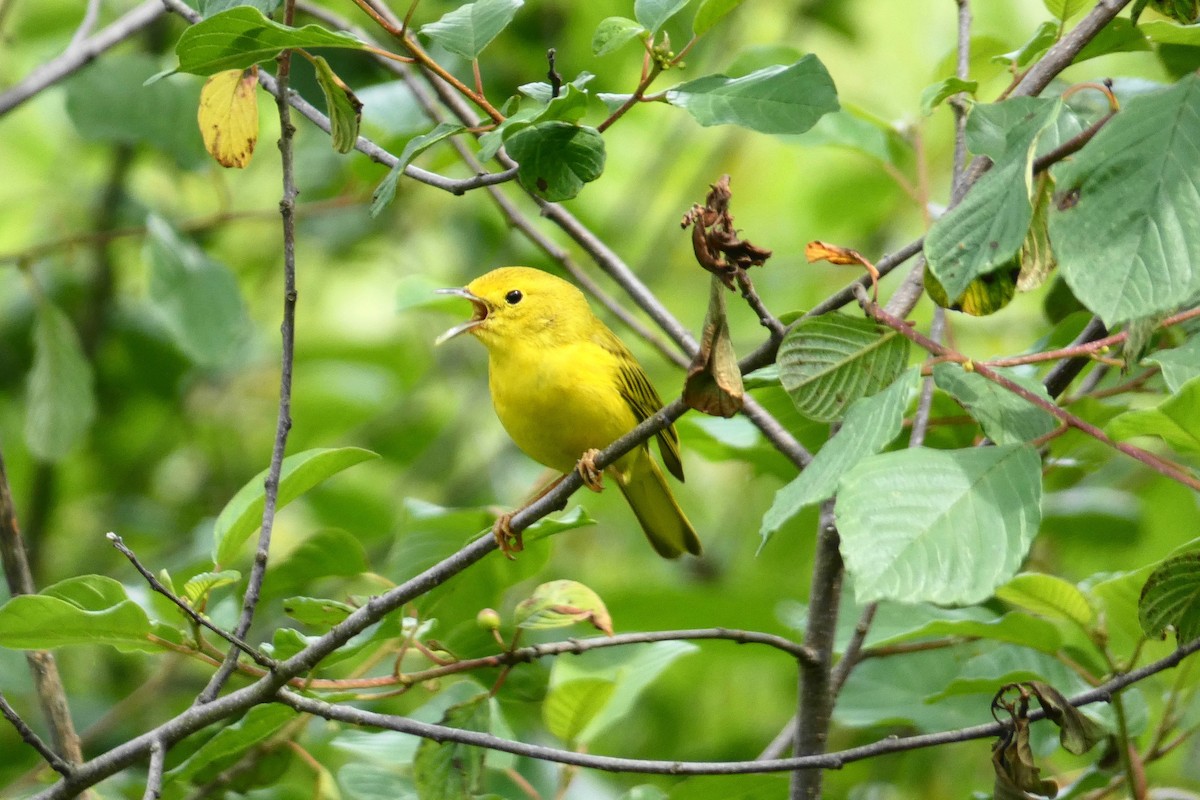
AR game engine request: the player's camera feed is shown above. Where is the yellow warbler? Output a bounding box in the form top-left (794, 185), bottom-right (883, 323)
top-left (438, 267), bottom-right (701, 558)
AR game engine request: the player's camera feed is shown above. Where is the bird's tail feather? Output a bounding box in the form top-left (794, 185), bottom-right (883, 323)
top-left (614, 455), bottom-right (702, 558)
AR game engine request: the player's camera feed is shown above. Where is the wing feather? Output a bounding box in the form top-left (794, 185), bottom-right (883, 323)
top-left (595, 328), bottom-right (685, 481)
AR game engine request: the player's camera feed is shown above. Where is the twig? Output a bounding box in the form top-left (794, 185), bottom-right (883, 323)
top-left (106, 533), bottom-right (277, 669)
top-left (0, 691), bottom-right (73, 777)
top-left (791, 499), bottom-right (843, 800)
top-left (68, 0), bottom-right (103, 48)
top-left (0, 0), bottom-right (166, 116)
top-left (831, 603), bottom-right (878, 697)
top-left (0, 449), bottom-right (85, 770)
top-left (910, 309), bottom-right (946, 447)
top-left (142, 738), bottom-right (165, 800)
top-left (268, 633), bottom-right (1200, 779)
top-left (1011, 0), bottom-right (1133, 99)
top-left (854, 285), bottom-right (1200, 492)
top-left (196, 0), bottom-right (301, 705)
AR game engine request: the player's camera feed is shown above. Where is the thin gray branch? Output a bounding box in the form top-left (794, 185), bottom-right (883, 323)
top-left (909, 307), bottom-right (945, 447)
top-left (0, 690), bottom-right (73, 777)
top-left (791, 499), bottom-right (843, 800)
top-left (1011, 0), bottom-right (1132, 99)
top-left (142, 738), bottom-right (165, 800)
top-left (0, 0), bottom-right (166, 117)
top-left (68, 0), bottom-right (104, 48)
top-left (106, 533), bottom-right (276, 669)
top-left (0, 449), bottom-right (85, 769)
top-left (263, 633), bottom-right (1200, 779)
top-left (196, 0), bottom-right (301, 705)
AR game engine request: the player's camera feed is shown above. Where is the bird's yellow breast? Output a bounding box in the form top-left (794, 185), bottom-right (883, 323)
top-left (487, 335), bottom-right (640, 475)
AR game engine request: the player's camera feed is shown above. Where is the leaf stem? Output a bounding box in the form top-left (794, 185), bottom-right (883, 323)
top-left (855, 284), bottom-right (1200, 493)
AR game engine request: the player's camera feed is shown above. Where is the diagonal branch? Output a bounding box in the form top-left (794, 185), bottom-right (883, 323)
top-left (0, 0), bottom-right (166, 117)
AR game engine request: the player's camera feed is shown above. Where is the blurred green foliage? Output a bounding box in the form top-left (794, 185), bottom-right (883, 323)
top-left (2, 0), bottom-right (1200, 798)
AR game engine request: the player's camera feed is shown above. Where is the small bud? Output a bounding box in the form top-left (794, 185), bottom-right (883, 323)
top-left (476, 608), bottom-right (502, 631)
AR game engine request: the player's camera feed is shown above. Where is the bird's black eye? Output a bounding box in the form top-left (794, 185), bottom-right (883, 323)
top-left (505, 289), bottom-right (523, 305)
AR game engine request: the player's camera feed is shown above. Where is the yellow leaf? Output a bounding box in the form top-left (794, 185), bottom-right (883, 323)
top-left (198, 67), bottom-right (259, 168)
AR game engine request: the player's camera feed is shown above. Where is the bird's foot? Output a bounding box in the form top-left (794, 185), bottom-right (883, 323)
top-left (492, 513), bottom-right (524, 560)
top-left (577, 449), bottom-right (605, 492)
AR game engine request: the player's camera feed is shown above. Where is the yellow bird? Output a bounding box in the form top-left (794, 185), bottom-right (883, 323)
top-left (437, 267), bottom-right (701, 559)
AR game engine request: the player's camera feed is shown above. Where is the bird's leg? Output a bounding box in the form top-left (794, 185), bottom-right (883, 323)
top-left (576, 448), bottom-right (605, 492)
top-left (492, 472), bottom-right (572, 558)
top-left (492, 512), bottom-right (522, 560)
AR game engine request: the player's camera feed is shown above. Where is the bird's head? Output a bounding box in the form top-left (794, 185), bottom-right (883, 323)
top-left (436, 266), bottom-right (590, 349)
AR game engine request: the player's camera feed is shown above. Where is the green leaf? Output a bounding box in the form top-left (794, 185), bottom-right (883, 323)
top-left (548, 641), bottom-right (696, 744)
top-left (202, 0), bottom-right (282, 17)
top-left (311, 55), bottom-right (362, 154)
top-left (870, 610), bottom-right (1064, 656)
top-left (761, 368), bottom-right (914, 538)
top-left (144, 215), bottom-right (255, 369)
top-left (592, 16), bottom-right (645, 56)
top-left (175, 7), bottom-right (367, 76)
top-left (1074, 17), bottom-right (1152, 63)
top-left (835, 647), bottom-right (984, 731)
top-left (24, 303), bottom-right (96, 462)
top-left (800, 104), bottom-right (911, 166)
top-left (932, 363), bottom-right (1058, 444)
top-left (371, 122), bottom-right (465, 217)
top-left (65, 53), bottom-right (205, 167)
top-left (265, 528), bottom-right (369, 598)
top-left (930, 646), bottom-right (1090, 701)
top-left (1107, 374), bottom-right (1200, 456)
top-left (182, 570), bottom-right (241, 608)
top-left (543, 678), bottom-right (617, 744)
top-left (1043, 0), bottom-right (1091, 20)
top-left (620, 787), bottom-right (670, 800)
top-left (919, 76), bottom-right (978, 116)
top-left (993, 20), bottom-right (1058, 68)
top-left (1139, 19), bottom-right (1200, 45)
top-left (413, 693), bottom-right (490, 800)
top-left (166, 704), bottom-right (296, 785)
top-left (519, 505), bottom-right (596, 545)
top-left (282, 596), bottom-right (356, 626)
top-left (213, 446), bottom-right (380, 565)
top-left (634, 0), bottom-right (690, 35)
top-left (1146, 336), bottom-right (1200, 393)
top-left (419, 0), bottom-right (524, 60)
top-left (1140, 552), bottom-right (1200, 642)
top-left (505, 121), bottom-right (606, 201)
top-left (693, 0), bottom-right (744, 35)
top-left (666, 57), bottom-right (839, 134)
top-left (777, 313), bottom-right (911, 423)
top-left (0, 576), bottom-right (156, 652)
top-left (514, 579), bottom-right (613, 635)
top-left (996, 572), bottom-right (1096, 629)
top-left (837, 445), bottom-right (1043, 605)
top-left (925, 97), bottom-right (1061, 304)
top-left (336, 764), bottom-right (417, 800)
top-left (516, 79), bottom-right (591, 120)
top-left (1049, 74), bottom-right (1200, 326)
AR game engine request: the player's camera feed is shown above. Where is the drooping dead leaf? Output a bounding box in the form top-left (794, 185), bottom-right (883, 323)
top-left (311, 54), bottom-right (363, 154)
top-left (806, 240), bottom-right (880, 301)
top-left (198, 67), bottom-right (259, 168)
top-left (1026, 681), bottom-right (1107, 756)
top-left (992, 687), bottom-right (1058, 799)
top-left (681, 174), bottom-right (772, 289)
top-left (684, 274), bottom-right (744, 417)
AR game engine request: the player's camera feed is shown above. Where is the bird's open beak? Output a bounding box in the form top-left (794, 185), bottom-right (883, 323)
top-left (435, 287), bottom-right (489, 345)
